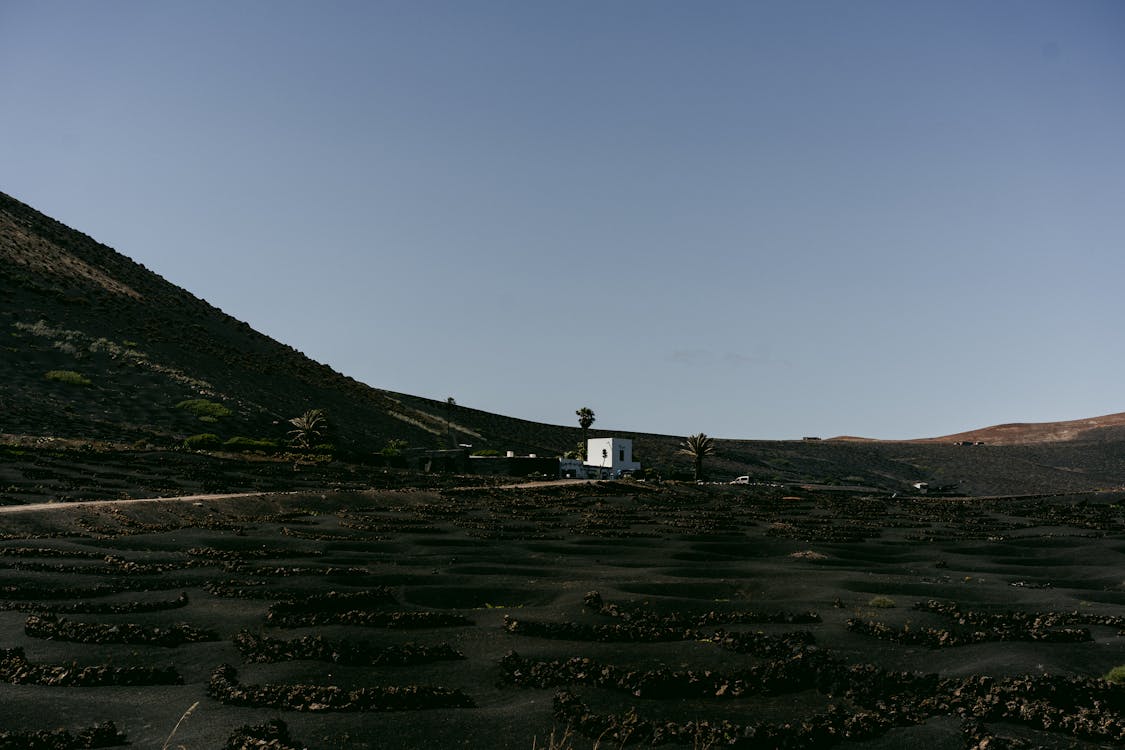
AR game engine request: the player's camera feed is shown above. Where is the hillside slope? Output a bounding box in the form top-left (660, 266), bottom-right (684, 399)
top-left (0, 190), bottom-right (578, 455)
top-left (4, 189), bottom-right (1125, 497)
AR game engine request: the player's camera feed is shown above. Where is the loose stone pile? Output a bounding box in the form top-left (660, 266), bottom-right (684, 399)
top-left (24, 614), bottom-right (218, 647)
top-left (552, 689), bottom-right (894, 748)
top-left (546, 665), bottom-right (1125, 747)
top-left (207, 664), bottom-right (475, 712)
top-left (917, 598), bottom-right (1125, 629)
top-left (0, 722), bottom-right (127, 749)
top-left (265, 589), bottom-right (471, 628)
top-left (503, 614), bottom-right (703, 643)
top-left (502, 588), bottom-right (1125, 747)
top-left (845, 617), bottom-right (1092, 648)
top-left (845, 598), bottom-right (1125, 648)
top-left (1, 647), bottom-right (181, 686)
top-left (3, 554), bottom-right (193, 576)
top-left (501, 651), bottom-right (821, 699)
top-left (202, 580), bottom-right (272, 598)
top-left (0, 593), bottom-right (189, 614)
top-left (583, 591), bottom-right (821, 626)
top-left (222, 718), bottom-right (306, 750)
top-left (233, 630), bottom-right (464, 666)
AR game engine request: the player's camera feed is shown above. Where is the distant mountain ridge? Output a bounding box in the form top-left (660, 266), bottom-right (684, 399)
top-left (922, 412), bottom-right (1125, 446)
top-left (826, 412), bottom-right (1125, 446)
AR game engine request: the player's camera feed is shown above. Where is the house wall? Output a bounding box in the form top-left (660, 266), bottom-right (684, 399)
top-left (584, 437), bottom-right (641, 475)
top-left (559, 458), bottom-right (587, 479)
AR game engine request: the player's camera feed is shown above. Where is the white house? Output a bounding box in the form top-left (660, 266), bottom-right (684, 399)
top-left (584, 437), bottom-right (640, 478)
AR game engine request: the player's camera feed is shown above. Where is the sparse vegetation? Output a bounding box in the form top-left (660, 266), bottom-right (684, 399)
top-left (176, 399), bottom-right (232, 422)
top-left (868, 596), bottom-right (896, 608)
top-left (472, 449), bottom-right (500, 457)
top-left (223, 436), bottom-right (281, 452)
top-left (44, 370), bottom-right (91, 386)
top-left (382, 438), bottom-right (408, 457)
top-left (1104, 665), bottom-right (1125, 684)
top-left (184, 433), bottom-right (222, 451)
top-left (161, 700), bottom-right (199, 750)
top-left (532, 726), bottom-right (577, 750)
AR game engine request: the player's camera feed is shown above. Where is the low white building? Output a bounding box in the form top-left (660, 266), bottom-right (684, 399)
top-left (584, 437), bottom-right (641, 478)
top-left (559, 457), bottom-right (586, 479)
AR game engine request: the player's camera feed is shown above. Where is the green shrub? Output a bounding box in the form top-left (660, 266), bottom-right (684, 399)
top-left (184, 433), bottom-right (222, 451)
top-left (223, 436), bottom-right (281, 452)
top-left (175, 399), bottom-right (232, 421)
top-left (1105, 665), bottom-right (1125, 684)
top-left (45, 370), bottom-right (91, 386)
top-left (867, 596), bottom-right (896, 608)
top-left (471, 449), bottom-right (500, 457)
top-left (381, 439), bottom-right (408, 457)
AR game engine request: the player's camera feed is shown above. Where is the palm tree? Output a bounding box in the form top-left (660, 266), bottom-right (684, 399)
top-left (287, 409), bottom-right (327, 449)
top-left (681, 432), bottom-right (716, 481)
top-left (576, 407), bottom-right (595, 456)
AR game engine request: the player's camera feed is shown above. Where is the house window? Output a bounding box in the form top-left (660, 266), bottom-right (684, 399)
top-left (619, 449), bottom-right (625, 462)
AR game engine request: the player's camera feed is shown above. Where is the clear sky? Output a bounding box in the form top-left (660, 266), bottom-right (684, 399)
top-left (3, 1), bottom-right (1123, 440)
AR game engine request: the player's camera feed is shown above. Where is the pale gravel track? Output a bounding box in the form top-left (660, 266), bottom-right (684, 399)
top-left (0, 480), bottom-right (600, 516)
top-left (0, 491), bottom-right (289, 515)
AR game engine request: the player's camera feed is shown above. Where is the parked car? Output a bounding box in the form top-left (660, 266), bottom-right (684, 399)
top-left (730, 476), bottom-right (750, 484)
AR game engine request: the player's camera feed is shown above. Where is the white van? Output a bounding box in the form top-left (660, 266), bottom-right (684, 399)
top-left (730, 476), bottom-right (750, 484)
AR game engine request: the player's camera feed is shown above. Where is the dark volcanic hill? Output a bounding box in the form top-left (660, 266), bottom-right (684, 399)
top-left (4, 189), bottom-right (1125, 496)
top-left (0, 189), bottom-right (582, 456)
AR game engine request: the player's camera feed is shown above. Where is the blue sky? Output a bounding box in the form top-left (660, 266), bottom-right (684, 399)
top-left (3, 1), bottom-right (1123, 439)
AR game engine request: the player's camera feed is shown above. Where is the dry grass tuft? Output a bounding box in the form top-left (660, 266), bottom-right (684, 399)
top-left (161, 700), bottom-right (199, 750)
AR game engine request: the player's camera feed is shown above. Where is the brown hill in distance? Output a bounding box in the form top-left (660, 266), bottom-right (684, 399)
top-left (829, 413), bottom-right (1125, 446)
top-left (916, 412), bottom-right (1125, 446)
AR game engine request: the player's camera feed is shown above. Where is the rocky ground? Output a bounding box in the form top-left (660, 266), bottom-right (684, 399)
top-left (1, 481), bottom-right (1124, 749)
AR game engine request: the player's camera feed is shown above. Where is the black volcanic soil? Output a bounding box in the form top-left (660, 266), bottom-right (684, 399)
top-left (1, 482), bottom-right (1124, 749)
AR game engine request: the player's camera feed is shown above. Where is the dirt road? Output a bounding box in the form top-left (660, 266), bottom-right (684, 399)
top-left (0, 480), bottom-right (600, 515)
top-left (0, 491), bottom-right (284, 515)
